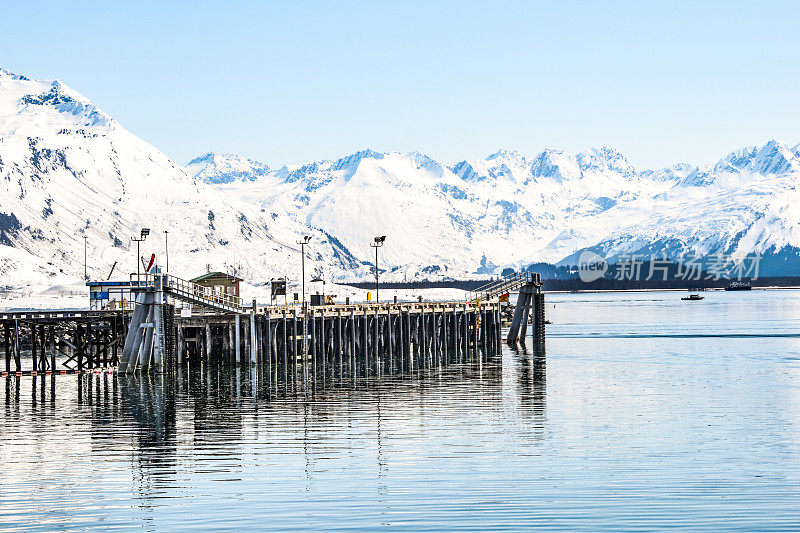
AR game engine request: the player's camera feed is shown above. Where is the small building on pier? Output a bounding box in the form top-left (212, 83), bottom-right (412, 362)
top-left (189, 272), bottom-right (242, 299)
top-left (86, 280), bottom-right (135, 311)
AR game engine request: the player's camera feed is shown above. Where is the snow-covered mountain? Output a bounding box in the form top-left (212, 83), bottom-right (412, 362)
top-left (578, 140), bottom-right (800, 274)
top-left (186, 152), bottom-right (270, 184)
top-left (2, 66), bottom-right (799, 295)
top-left (0, 67), bottom-right (360, 291)
top-left (195, 140), bottom-right (800, 277)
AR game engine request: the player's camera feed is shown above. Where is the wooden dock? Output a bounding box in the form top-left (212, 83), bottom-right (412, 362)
top-left (2, 272), bottom-right (545, 378)
top-left (171, 300), bottom-right (504, 380)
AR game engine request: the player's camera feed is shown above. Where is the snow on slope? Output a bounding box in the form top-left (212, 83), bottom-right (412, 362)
top-left (206, 145), bottom-right (682, 278)
top-left (3, 65), bottom-right (800, 294)
top-left (581, 142), bottom-right (800, 274)
top-left (197, 140), bottom-right (800, 277)
top-left (186, 152), bottom-right (270, 184)
top-left (0, 68), bottom-right (357, 293)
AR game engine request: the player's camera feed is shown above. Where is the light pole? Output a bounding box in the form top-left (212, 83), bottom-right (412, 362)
top-left (371, 236), bottom-right (386, 303)
top-left (296, 235), bottom-right (312, 311)
top-left (83, 235), bottom-right (88, 282)
top-left (131, 228), bottom-right (150, 286)
top-left (164, 230), bottom-right (169, 273)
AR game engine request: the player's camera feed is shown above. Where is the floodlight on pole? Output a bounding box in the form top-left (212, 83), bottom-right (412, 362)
top-left (83, 235), bottom-right (88, 282)
top-left (164, 230), bottom-right (169, 273)
top-left (131, 228), bottom-right (150, 286)
top-left (370, 236), bottom-right (386, 303)
top-left (296, 235), bottom-right (312, 312)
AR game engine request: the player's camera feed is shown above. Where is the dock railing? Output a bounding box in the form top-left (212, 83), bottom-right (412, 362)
top-left (466, 272), bottom-right (541, 302)
top-left (130, 273), bottom-right (243, 313)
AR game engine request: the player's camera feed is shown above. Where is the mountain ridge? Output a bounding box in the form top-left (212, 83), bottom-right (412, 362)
top-left (2, 66), bottom-right (800, 293)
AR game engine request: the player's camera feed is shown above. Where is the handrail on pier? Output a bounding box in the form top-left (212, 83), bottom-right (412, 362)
top-left (466, 271), bottom-right (541, 302)
top-left (130, 273), bottom-right (244, 313)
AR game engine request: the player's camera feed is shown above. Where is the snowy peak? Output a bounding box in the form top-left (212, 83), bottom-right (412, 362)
top-left (486, 148), bottom-right (527, 164)
top-left (0, 67), bottom-right (30, 81)
top-left (749, 140), bottom-right (800, 175)
top-left (331, 148), bottom-right (384, 172)
top-left (21, 81), bottom-right (112, 128)
top-left (684, 139), bottom-right (800, 186)
top-left (0, 68), bottom-right (113, 133)
top-left (577, 146), bottom-right (636, 177)
top-left (187, 152), bottom-right (270, 184)
top-left (530, 149), bottom-right (582, 182)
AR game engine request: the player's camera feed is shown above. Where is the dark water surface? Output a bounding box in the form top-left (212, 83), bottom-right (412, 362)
top-left (2, 290), bottom-right (800, 531)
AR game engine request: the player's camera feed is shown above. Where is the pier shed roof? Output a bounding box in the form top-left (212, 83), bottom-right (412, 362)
top-left (189, 272), bottom-right (243, 284)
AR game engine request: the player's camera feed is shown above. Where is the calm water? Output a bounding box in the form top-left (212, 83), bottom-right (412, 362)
top-left (2, 290), bottom-right (800, 531)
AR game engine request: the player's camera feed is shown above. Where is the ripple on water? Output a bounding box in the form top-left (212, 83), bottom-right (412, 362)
top-left (2, 290), bottom-right (800, 531)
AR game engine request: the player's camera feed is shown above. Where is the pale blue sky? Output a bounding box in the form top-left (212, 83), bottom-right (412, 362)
top-left (3, 1), bottom-right (798, 169)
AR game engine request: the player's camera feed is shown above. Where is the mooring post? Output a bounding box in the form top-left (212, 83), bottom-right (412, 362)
top-left (221, 321), bottom-right (230, 361)
top-left (336, 311), bottom-right (343, 380)
top-left (111, 318), bottom-right (118, 366)
top-left (420, 308), bottom-right (427, 369)
top-left (495, 305), bottom-right (502, 353)
top-left (234, 314), bottom-right (241, 364)
top-left (178, 326), bottom-right (186, 365)
top-left (120, 292), bottom-right (147, 372)
top-left (4, 322), bottom-right (10, 373)
top-left (507, 285), bottom-right (531, 344)
top-left (200, 322), bottom-right (209, 363)
top-left (441, 312), bottom-right (446, 364)
top-left (292, 310), bottom-right (299, 384)
top-left (320, 313), bottom-right (325, 381)
top-left (282, 310), bottom-right (288, 383)
top-left (397, 310), bottom-right (404, 373)
top-left (349, 310), bottom-right (356, 378)
top-left (152, 303), bottom-right (165, 372)
top-left (310, 310), bottom-right (317, 382)
top-left (405, 308), bottom-right (412, 373)
top-left (374, 307), bottom-right (379, 377)
top-left (250, 299), bottom-right (257, 365)
top-left (300, 309), bottom-right (308, 384)
top-left (265, 317), bottom-right (272, 377)
top-left (137, 307), bottom-right (154, 370)
top-left (30, 323), bottom-right (38, 372)
top-left (49, 325), bottom-right (56, 371)
top-left (520, 297), bottom-right (530, 341)
top-left (473, 308), bottom-right (480, 361)
top-left (123, 292), bottom-right (151, 372)
top-left (450, 309), bottom-right (457, 361)
top-left (534, 292), bottom-right (546, 344)
top-left (388, 312), bottom-right (394, 374)
top-left (480, 309), bottom-right (487, 355)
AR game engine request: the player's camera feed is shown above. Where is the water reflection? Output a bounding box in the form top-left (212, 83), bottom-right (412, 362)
top-left (1, 343), bottom-right (549, 531)
top-left (507, 342), bottom-right (547, 443)
top-left (4, 291), bottom-right (800, 531)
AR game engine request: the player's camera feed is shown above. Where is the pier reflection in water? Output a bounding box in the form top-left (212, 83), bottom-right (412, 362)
top-left (4, 290), bottom-right (800, 531)
top-left (1, 341), bottom-right (547, 532)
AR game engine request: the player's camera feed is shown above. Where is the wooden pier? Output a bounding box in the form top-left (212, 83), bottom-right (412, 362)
top-left (1, 309), bottom-right (126, 376)
top-left (168, 300), bottom-right (504, 379)
top-left (2, 272), bottom-right (545, 377)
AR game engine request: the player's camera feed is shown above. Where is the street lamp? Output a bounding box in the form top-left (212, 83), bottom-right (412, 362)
top-left (83, 235), bottom-right (88, 282)
top-left (370, 236), bottom-right (386, 303)
top-left (131, 228), bottom-right (150, 286)
top-left (296, 235), bottom-right (312, 311)
top-left (164, 230), bottom-right (169, 274)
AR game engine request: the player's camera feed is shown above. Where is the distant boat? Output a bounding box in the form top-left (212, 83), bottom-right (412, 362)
top-left (682, 294), bottom-right (704, 301)
top-left (725, 281), bottom-right (752, 291)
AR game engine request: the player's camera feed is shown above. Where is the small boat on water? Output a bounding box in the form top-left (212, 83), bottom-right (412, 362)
top-left (725, 281), bottom-right (752, 291)
top-left (682, 294), bottom-right (704, 301)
